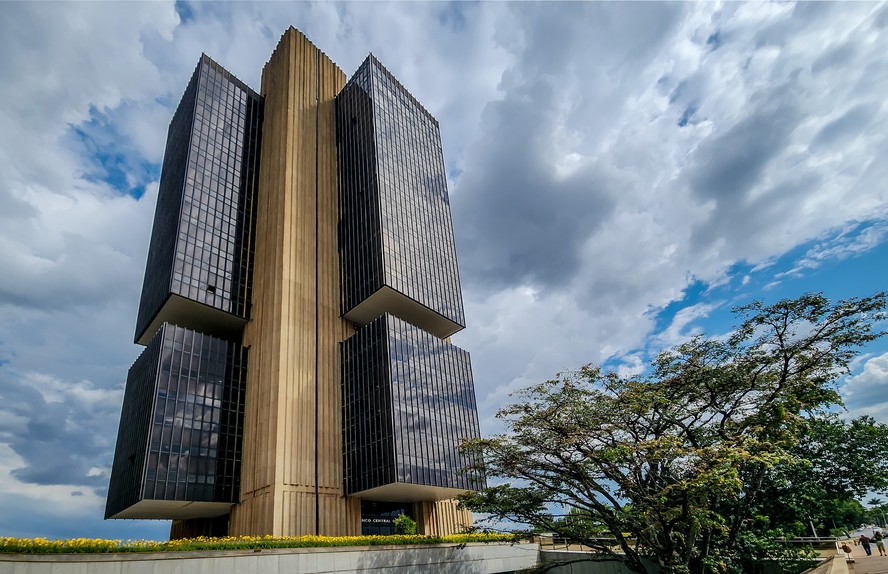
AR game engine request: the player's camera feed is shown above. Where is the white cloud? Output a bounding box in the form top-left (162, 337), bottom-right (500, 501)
top-left (26, 373), bottom-right (122, 410)
top-left (843, 352), bottom-right (888, 421)
top-left (87, 467), bottom-right (110, 479)
top-left (0, 2), bottom-right (179, 202)
top-left (0, 183), bottom-right (156, 312)
top-left (653, 303), bottom-right (719, 349)
top-left (453, 1), bottom-right (888, 432)
top-left (0, 5), bottom-right (180, 527)
top-left (785, 221), bottom-right (888, 277)
top-left (0, 445), bottom-right (105, 511)
top-left (615, 355), bottom-right (646, 379)
top-left (1, 0), bottom-right (888, 539)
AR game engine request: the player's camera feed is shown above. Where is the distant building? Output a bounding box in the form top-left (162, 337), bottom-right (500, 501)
top-left (106, 27), bottom-right (484, 538)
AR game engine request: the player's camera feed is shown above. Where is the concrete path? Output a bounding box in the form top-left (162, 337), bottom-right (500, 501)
top-left (846, 541), bottom-right (888, 574)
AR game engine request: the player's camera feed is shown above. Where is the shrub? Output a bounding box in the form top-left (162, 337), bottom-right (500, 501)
top-left (0, 532), bottom-right (519, 554)
top-left (394, 514), bottom-right (417, 535)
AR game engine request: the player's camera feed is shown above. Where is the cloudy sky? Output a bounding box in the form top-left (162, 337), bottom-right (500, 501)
top-left (1, 1), bottom-right (887, 540)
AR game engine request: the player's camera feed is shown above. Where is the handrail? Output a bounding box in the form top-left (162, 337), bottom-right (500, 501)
top-left (536, 534), bottom-right (839, 551)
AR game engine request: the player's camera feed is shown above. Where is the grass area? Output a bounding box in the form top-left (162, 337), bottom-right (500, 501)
top-left (0, 532), bottom-right (519, 554)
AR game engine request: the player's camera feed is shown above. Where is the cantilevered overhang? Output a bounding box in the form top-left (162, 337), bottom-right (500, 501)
top-left (352, 483), bottom-right (471, 504)
top-left (135, 293), bottom-right (246, 346)
top-left (108, 500), bottom-right (233, 520)
top-left (343, 285), bottom-right (463, 339)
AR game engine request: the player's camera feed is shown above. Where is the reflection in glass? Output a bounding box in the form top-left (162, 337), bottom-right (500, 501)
top-left (105, 323), bottom-right (247, 518)
top-left (134, 55), bottom-right (261, 343)
top-left (338, 55), bottom-right (465, 328)
top-left (342, 314), bottom-right (483, 495)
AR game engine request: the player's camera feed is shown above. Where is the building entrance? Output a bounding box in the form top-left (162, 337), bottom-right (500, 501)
top-left (360, 500), bottom-right (414, 535)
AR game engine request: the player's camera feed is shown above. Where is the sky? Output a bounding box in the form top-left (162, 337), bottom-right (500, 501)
top-left (1, 0), bottom-right (887, 541)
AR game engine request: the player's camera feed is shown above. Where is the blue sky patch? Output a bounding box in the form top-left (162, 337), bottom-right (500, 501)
top-left (607, 223), bottom-right (888, 376)
top-left (69, 106), bottom-right (160, 199)
top-left (678, 105), bottom-right (697, 127)
top-left (175, 1), bottom-right (195, 24)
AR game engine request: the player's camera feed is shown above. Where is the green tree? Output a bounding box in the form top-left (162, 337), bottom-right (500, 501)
top-left (864, 498), bottom-right (888, 527)
top-left (459, 293), bottom-right (886, 574)
top-left (756, 415), bottom-right (888, 536)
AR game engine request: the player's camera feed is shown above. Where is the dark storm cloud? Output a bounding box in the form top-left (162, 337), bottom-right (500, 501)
top-left (0, 373), bottom-right (120, 489)
top-left (811, 103), bottom-right (881, 151)
top-left (811, 41), bottom-right (858, 75)
top-left (755, 1), bottom-right (839, 49)
top-left (452, 1), bottom-right (686, 292)
top-left (0, 185), bottom-right (38, 223)
top-left (692, 85), bottom-right (801, 200)
top-left (452, 82), bottom-right (617, 290)
top-left (876, 4), bottom-right (888, 30)
top-left (688, 81), bottom-right (804, 250)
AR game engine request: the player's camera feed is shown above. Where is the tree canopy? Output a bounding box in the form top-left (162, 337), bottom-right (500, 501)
top-left (758, 414), bottom-right (888, 538)
top-left (459, 293), bottom-right (887, 574)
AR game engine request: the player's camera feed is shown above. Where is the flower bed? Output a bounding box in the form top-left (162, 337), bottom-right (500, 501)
top-left (0, 532), bottom-right (518, 554)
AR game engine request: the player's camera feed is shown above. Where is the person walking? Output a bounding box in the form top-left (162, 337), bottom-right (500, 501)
top-left (874, 530), bottom-right (886, 556)
top-left (860, 533), bottom-right (873, 556)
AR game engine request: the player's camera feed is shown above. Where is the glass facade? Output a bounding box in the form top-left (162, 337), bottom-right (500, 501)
top-left (337, 61), bottom-right (384, 320)
top-left (134, 55), bottom-right (262, 344)
top-left (111, 54), bottom-right (257, 525)
top-left (360, 500), bottom-right (414, 536)
top-left (338, 55), bottom-right (465, 330)
top-left (106, 323), bottom-right (247, 519)
top-left (342, 314), bottom-right (484, 496)
top-left (105, 325), bottom-right (163, 519)
top-left (110, 41), bottom-right (484, 534)
top-left (135, 67), bottom-right (198, 344)
top-left (338, 54), bottom-right (483, 508)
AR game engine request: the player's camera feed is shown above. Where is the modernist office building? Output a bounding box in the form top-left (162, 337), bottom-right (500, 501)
top-left (106, 28), bottom-right (484, 538)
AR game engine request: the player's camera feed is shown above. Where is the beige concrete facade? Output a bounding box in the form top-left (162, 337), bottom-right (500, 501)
top-left (417, 500), bottom-right (474, 537)
top-left (229, 27), bottom-right (358, 537)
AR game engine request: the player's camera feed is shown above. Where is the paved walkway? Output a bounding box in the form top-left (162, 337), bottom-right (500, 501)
top-left (843, 541), bottom-right (888, 574)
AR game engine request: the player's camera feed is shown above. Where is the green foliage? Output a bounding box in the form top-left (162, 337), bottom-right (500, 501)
top-left (726, 530), bottom-right (818, 574)
top-left (394, 514), bottom-right (417, 535)
top-left (757, 415), bottom-right (888, 535)
top-left (555, 507), bottom-right (610, 539)
top-left (0, 532), bottom-right (519, 554)
top-left (459, 293), bottom-right (887, 574)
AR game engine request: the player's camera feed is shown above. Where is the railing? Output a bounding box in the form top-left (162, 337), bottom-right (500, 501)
top-left (781, 537), bottom-right (842, 544)
top-left (536, 535), bottom-right (625, 551)
top-left (536, 534), bottom-right (840, 550)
